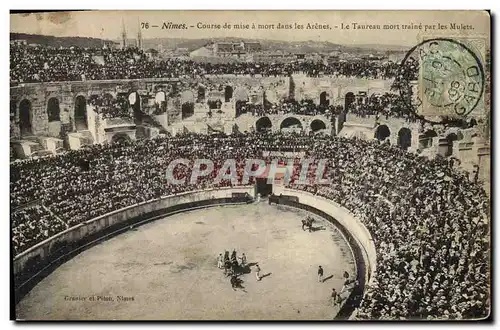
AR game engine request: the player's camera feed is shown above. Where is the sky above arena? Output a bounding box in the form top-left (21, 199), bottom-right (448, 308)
top-left (10, 11), bottom-right (489, 47)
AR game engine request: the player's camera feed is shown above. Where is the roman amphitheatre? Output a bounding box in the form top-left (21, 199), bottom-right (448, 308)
top-left (11, 34), bottom-right (490, 321)
top-left (16, 203), bottom-right (356, 320)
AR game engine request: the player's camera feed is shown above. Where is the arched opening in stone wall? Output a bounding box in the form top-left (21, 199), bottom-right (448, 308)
top-left (111, 133), bottom-right (132, 144)
top-left (19, 99), bottom-right (32, 136)
top-left (319, 92), bottom-right (329, 106)
top-left (344, 92), bottom-right (355, 113)
top-left (128, 92), bottom-right (141, 112)
top-left (224, 86), bottom-right (233, 102)
top-left (419, 130), bottom-right (437, 149)
top-left (255, 116), bottom-right (272, 132)
top-left (280, 117), bottom-right (303, 131)
top-left (197, 86), bottom-right (206, 102)
top-left (155, 91), bottom-right (166, 114)
top-left (445, 133), bottom-right (458, 157)
top-left (74, 95), bottom-right (88, 131)
top-left (310, 119), bottom-right (327, 133)
top-left (47, 97), bottom-right (61, 122)
top-left (397, 128), bottom-right (412, 151)
top-left (375, 124), bottom-right (391, 141)
top-left (182, 102), bottom-right (195, 120)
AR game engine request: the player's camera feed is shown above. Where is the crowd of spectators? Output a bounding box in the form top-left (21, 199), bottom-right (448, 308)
top-left (10, 132), bottom-right (489, 320)
top-left (88, 94), bottom-right (133, 119)
top-left (289, 137), bottom-right (489, 320)
top-left (347, 92), bottom-right (417, 122)
top-left (10, 44), bottom-right (410, 83)
top-left (11, 205), bottom-right (68, 255)
top-left (236, 98), bottom-right (342, 119)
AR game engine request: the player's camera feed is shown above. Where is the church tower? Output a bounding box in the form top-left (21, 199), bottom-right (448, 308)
top-left (137, 18), bottom-right (143, 50)
top-left (120, 18), bottom-right (127, 49)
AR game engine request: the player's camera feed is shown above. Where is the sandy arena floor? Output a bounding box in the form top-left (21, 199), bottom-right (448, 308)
top-left (16, 202), bottom-right (355, 320)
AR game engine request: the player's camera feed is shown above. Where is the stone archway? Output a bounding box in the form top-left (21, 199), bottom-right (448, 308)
top-left (19, 99), bottom-right (32, 136)
top-left (344, 92), bottom-right (355, 113)
top-left (375, 124), bottom-right (391, 141)
top-left (128, 91), bottom-right (141, 112)
top-left (47, 97), bottom-right (61, 122)
top-left (280, 117), bottom-right (303, 131)
top-left (397, 127), bottom-right (412, 150)
top-left (319, 92), bottom-right (329, 106)
top-left (255, 116), bottom-right (272, 132)
top-left (74, 95), bottom-right (88, 131)
top-left (310, 119), bottom-right (327, 133)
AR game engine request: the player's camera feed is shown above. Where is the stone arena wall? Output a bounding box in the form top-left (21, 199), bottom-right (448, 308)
top-left (13, 186), bottom-right (254, 275)
top-left (13, 185), bottom-right (376, 317)
top-left (9, 76), bottom-right (291, 139)
top-left (10, 75), bottom-right (395, 139)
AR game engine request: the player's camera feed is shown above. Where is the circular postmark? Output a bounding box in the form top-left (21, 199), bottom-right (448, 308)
top-left (397, 38), bottom-right (485, 120)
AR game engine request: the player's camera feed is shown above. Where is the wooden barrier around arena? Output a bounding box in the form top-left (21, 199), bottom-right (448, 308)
top-left (13, 186), bottom-right (254, 303)
top-left (14, 185), bottom-right (376, 321)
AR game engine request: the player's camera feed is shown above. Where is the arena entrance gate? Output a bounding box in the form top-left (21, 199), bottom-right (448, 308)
top-left (255, 178), bottom-right (273, 197)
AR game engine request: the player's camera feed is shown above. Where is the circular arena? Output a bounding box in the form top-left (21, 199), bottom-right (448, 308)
top-left (12, 134), bottom-right (490, 320)
top-left (10, 36), bottom-right (490, 321)
top-left (16, 204), bottom-right (355, 320)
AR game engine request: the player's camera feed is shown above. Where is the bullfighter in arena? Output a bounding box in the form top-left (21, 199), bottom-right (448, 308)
top-left (217, 253), bottom-right (224, 269)
top-left (318, 266), bottom-right (324, 282)
top-left (255, 264), bottom-right (262, 281)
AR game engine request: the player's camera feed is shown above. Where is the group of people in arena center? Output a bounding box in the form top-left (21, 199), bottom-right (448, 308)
top-left (11, 130), bottom-right (489, 320)
top-left (10, 45), bottom-right (407, 83)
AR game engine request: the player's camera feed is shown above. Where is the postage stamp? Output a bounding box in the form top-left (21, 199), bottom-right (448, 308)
top-left (9, 10), bottom-right (491, 321)
top-left (398, 36), bottom-right (487, 120)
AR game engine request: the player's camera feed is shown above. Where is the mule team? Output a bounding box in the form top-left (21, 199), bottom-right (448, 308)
top-left (215, 216), bottom-right (354, 307)
top-left (217, 249), bottom-right (255, 290)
